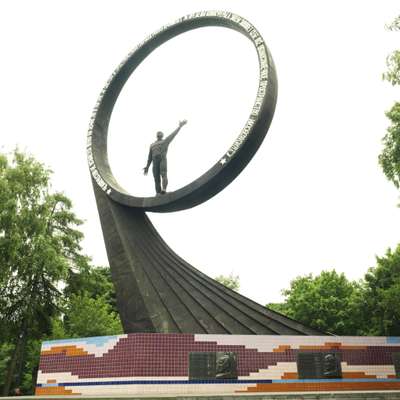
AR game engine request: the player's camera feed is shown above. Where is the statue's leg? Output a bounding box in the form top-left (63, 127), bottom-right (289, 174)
top-left (160, 158), bottom-right (168, 192)
top-left (152, 160), bottom-right (162, 193)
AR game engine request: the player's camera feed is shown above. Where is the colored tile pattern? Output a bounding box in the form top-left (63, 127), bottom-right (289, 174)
top-left (36, 334), bottom-right (400, 396)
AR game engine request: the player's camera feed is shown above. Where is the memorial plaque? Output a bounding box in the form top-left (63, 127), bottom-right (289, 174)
top-left (297, 352), bottom-right (323, 379)
top-left (297, 352), bottom-right (342, 379)
top-left (216, 352), bottom-right (238, 380)
top-left (393, 353), bottom-right (400, 378)
top-left (189, 352), bottom-right (238, 380)
top-left (322, 353), bottom-right (342, 378)
top-left (189, 352), bottom-right (216, 380)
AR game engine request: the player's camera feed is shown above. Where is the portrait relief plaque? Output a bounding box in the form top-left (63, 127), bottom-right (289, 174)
top-left (216, 352), bottom-right (238, 380)
top-left (189, 352), bottom-right (237, 380)
top-left (297, 352), bottom-right (342, 379)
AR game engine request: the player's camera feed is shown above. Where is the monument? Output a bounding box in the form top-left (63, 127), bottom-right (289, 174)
top-left (35, 11), bottom-right (400, 396)
top-left (86, 10), bottom-right (319, 336)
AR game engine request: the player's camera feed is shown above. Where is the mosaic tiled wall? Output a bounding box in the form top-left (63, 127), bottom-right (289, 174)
top-left (36, 334), bottom-right (400, 395)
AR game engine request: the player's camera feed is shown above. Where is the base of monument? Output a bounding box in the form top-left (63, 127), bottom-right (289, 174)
top-left (13, 392), bottom-right (400, 399)
top-left (36, 333), bottom-right (400, 396)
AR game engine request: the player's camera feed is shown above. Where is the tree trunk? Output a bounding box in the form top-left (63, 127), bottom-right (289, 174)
top-left (2, 332), bottom-right (25, 396)
top-left (15, 333), bottom-right (27, 388)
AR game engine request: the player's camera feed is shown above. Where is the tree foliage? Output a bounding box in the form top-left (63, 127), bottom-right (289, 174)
top-left (380, 15), bottom-right (400, 191)
top-left (64, 294), bottom-right (123, 338)
top-left (0, 150), bottom-right (90, 395)
top-left (214, 273), bottom-right (240, 291)
top-left (63, 265), bottom-right (122, 337)
top-left (362, 245), bottom-right (400, 335)
top-left (383, 51), bottom-right (400, 86)
top-left (0, 151), bottom-right (86, 339)
top-left (379, 103), bottom-right (400, 188)
top-left (65, 265), bottom-right (118, 313)
top-left (385, 15), bottom-right (400, 32)
top-left (267, 270), bottom-right (363, 335)
top-left (0, 150), bottom-right (121, 395)
top-left (383, 15), bottom-right (400, 85)
top-left (268, 244), bottom-right (400, 337)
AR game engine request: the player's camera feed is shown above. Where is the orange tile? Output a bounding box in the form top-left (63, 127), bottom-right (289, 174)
top-left (281, 372), bottom-right (298, 379)
top-left (273, 345), bottom-right (291, 352)
top-left (41, 345), bottom-right (88, 357)
top-left (237, 381), bottom-right (400, 393)
top-left (342, 372), bottom-right (377, 379)
top-left (299, 343), bottom-right (367, 350)
top-left (35, 386), bottom-right (78, 395)
top-left (324, 342), bottom-right (342, 348)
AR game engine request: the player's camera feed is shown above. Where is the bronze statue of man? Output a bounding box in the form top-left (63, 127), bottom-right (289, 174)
top-left (143, 120), bottom-right (187, 195)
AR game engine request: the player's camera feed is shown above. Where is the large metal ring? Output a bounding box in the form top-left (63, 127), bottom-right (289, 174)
top-left (87, 11), bottom-right (277, 212)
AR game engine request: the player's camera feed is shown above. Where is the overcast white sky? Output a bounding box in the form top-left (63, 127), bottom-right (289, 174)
top-left (1, 0), bottom-right (399, 304)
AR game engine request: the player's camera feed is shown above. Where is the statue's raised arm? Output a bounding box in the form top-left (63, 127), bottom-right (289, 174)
top-left (164, 120), bottom-right (187, 145)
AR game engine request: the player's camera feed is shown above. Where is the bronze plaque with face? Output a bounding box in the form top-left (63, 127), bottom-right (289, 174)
top-left (297, 352), bottom-right (342, 379)
top-left (189, 352), bottom-right (237, 380)
top-left (216, 352), bottom-right (238, 379)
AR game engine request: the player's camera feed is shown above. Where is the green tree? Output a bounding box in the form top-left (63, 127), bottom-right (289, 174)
top-left (63, 293), bottom-right (123, 338)
top-left (267, 270), bottom-right (364, 335)
top-left (362, 245), bottom-right (400, 335)
top-left (19, 339), bottom-right (41, 395)
top-left (0, 150), bottom-right (87, 396)
top-left (64, 265), bottom-right (118, 313)
top-left (379, 15), bottom-right (400, 190)
top-left (267, 302), bottom-right (289, 315)
top-left (385, 15), bottom-right (400, 32)
top-left (379, 103), bottom-right (400, 188)
top-left (0, 343), bottom-right (14, 394)
top-left (214, 273), bottom-right (240, 291)
top-left (62, 265), bottom-right (122, 337)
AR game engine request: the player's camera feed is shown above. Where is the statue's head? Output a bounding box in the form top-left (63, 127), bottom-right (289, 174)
top-left (157, 131), bottom-right (164, 140)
